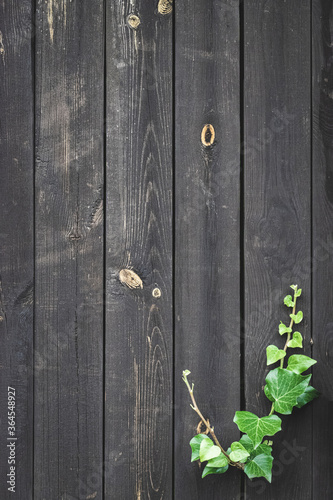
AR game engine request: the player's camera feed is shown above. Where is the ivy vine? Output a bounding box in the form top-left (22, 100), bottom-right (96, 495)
top-left (182, 285), bottom-right (319, 483)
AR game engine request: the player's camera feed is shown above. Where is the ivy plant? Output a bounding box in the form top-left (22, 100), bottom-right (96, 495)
top-left (182, 285), bottom-right (319, 483)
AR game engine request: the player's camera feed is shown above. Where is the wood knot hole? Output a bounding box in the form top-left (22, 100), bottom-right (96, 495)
top-left (119, 269), bottom-right (143, 289)
top-left (152, 287), bottom-right (161, 298)
top-left (201, 124), bottom-right (215, 147)
top-left (158, 0), bottom-right (173, 15)
top-left (69, 232), bottom-right (81, 241)
top-left (127, 14), bottom-right (141, 30)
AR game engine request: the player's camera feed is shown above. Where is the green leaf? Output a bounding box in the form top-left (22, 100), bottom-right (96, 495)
top-left (206, 453), bottom-right (229, 468)
top-left (287, 355), bottom-right (317, 374)
top-left (244, 454), bottom-right (274, 482)
top-left (266, 345), bottom-right (286, 365)
top-left (290, 311), bottom-right (303, 324)
top-left (202, 464), bottom-right (228, 478)
top-left (296, 386), bottom-right (320, 408)
top-left (229, 441), bottom-right (250, 462)
top-left (239, 434), bottom-right (273, 459)
top-left (200, 438), bottom-right (221, 462)
top-left (254, 443), bottom-right (273, 457)
top-left (265, 367), bottom-right (311, 414)
top-left (264, 384), bottom-right (274, 402)
top-left (287, 331), bottom-right (303, 348)
top-left (279, 322), bottom-right (292, 335)
top-left (295, 288), bottom-right (302, 297)
top-left (290, 284), bottom-right (298, 291)
top-left (190, 434), bottom-right (210, 462)
top-left (239, 434), bottom-right (254, 453)
top-left (284, 295), bottom-right (294, 307)
top-left (233, 411), bottom-right (282, 448)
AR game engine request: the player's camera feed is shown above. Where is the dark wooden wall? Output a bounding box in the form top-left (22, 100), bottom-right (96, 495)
top-left (0, 1), bottom-right (332, 499)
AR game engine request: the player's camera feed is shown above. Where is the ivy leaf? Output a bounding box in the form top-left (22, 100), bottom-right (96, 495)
top-left (202, 464), bottom-right (228, 478)
top-left (229, 441), bottom-right (250, 462)
top-left (295, 288), bottom-right (302, 297)
top-left (290, 284), bottom-right (298, 291)
top-left (233, 411), bottom-right (282, 448)
top-left (290, 311), bottom-right (303, 324)
top-left (254, 443), bottom-right (273, 457)
top-left (284, 295), bottom-right (294, 307)
top-left (287, 355), bottom-right (317, 374)
top-left (296, 386), bottom-right (320, 408)
top-left (264, 384), bottom-right (274, 402)
top-left (190, 434), bottom-right (211, 462)
top-left (200, 438), bottom-right (221, 462)
top-left (239, 434), bottom-right (254, 453)
top-left (265, 367), bottom-right (311, 414)
top-left (206, 453), bottom-right (229, 468)
top-left (244, 453), bottom-right (274, 482)
top-left (279, 322), bottom-right (292, 335)
top-left (266, 345), bottom-right (286, 365)
top-left (239, 435), bottom-right (272, 459)
top-left (287, 331), bottom-right (303, 348)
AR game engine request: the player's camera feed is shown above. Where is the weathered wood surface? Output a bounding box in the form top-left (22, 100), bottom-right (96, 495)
top-left (244, 1), bottom-right (313, 498)
top-left (1, 1), bottom-right (333, 499)
top-left (174, 1), bottom-right (241, 498)
top-left (0, 1), bottom-right (34, 498)
top-left (34, 1), bottom-right (104, 498)
top-left (104, 1), bottom-right (173, 498)
top-left (312, 0), bottom-right (333, 497)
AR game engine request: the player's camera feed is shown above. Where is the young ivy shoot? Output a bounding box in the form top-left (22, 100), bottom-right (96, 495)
top-left (182, 285), bottom-right (319, 483)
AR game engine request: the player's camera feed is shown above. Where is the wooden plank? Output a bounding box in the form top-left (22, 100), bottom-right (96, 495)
top-left (104, 1), bottom-right (173, 498)
top-left (244, 1), bottom-right (312, 498)
top-left (34, 1), bottom-right (104, 498)
top-left (0, 2), bottom-right (34, 497)
top-left (312, 0), bottom-right (333, 496)
top-left (174, 1), bottom-right (241, 498)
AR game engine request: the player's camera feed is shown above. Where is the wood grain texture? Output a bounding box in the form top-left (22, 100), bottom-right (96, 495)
top-left (244, 1), bottom-right (312, 498)
top-left (105, 1), bottom-right (173, 498)
top-left (312, 0), bottom-right (333, 496)
top-left (34, 1), bottom-right (104, 498)
top-left (0, 1), bottom-right (34, 497)
top-left (174, 1), bottom-right (241, 498)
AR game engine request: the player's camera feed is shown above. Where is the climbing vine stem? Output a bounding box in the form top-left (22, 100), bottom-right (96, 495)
top-left (183, 285), bottom-right (319, 483)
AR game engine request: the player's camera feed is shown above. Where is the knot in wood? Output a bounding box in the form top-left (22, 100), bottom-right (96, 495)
top-left (152, 287), bottom-right (161, 298)
top-left (158, 0), bottom-right (173, 15)
top-left (127, 14), bottom-right (141, 30)
top-left (201, 124), bottom-right (215, 147)
top-left (119, 269), bottom-right (143, 289)
top-left (68, 232), bottom-right (81, 241)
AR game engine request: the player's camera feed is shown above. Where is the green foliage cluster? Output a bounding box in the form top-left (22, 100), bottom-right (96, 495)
top-left (182, 285), bottom-right (319, 483)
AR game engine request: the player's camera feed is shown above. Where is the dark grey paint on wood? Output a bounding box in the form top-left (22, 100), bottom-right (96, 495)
top-left (0, 1), bottom-right (34, 498)
top-left (174, 1), bottom-right (241, 498)
top-left (34, 1), bottom-right (104, 498)
top-left (312, 0), bottom-right (333, 497)
top-left (105, 1), bottom-right (173, 498)
top-left (244, 1), bottom-right (312, 498)
top-left (0, 2), bottom-right (333, 499)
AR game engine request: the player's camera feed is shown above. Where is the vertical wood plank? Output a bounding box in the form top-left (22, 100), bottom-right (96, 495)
top-left (312, 0), bottom-right (333, 496)
top-left (105, 1), bottom-right (173, 498)
top-left (174, 1), bottom-right (241, 498)
top-left (0, 2), bottom-right (34, 497)
top-left (34, 1), bottom-right (104, 498)
top-left (244, 1), bottom-right (312, 498)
